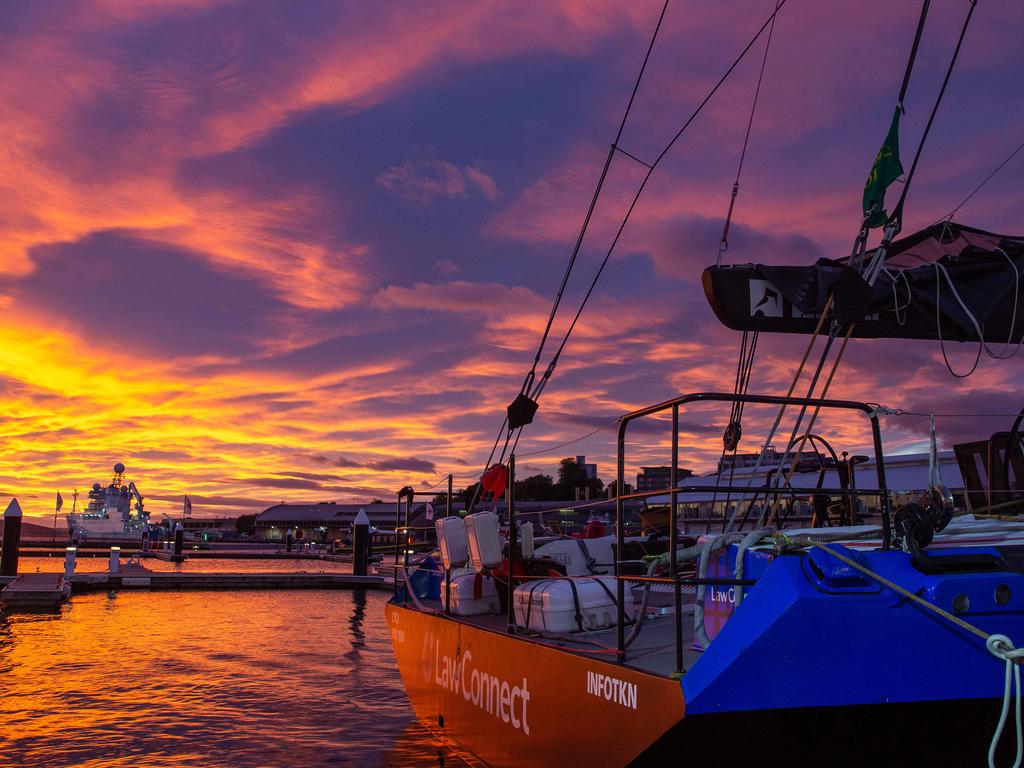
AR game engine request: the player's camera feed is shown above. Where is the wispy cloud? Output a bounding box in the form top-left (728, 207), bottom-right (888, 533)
top-left (0, 0), bottom-right (1021, 520)
top-left (377, 159), bottom-right (500, 205)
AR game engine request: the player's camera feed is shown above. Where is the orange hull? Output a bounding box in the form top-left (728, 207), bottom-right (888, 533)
top-left (386, 602), bottom-right (686, 768)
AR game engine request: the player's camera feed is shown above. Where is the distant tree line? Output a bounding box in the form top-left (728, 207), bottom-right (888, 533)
top-left (438, 458), bottom-right (607, 508)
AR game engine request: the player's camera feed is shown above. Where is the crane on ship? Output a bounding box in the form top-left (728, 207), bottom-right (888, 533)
top-left (128, 481), bottom-right (144, 518)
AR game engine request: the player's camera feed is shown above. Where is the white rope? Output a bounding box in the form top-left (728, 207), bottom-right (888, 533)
top-left (881, 266), bottom-right (913, 326)
top-left (984, 248), bottom-right (1024, 361)
top-left (934, 261), bottom-right (984, 377)
top-left (733, 527), bottom-right (774, 606)
top-left (693, 532), bottom-right (747, 648)
top-left (987, 634), bottom-right (1024, 768)
top-left (928, 413), bottom-right (940, 491)
top-left (881, 248), bottom-right (1022, 378)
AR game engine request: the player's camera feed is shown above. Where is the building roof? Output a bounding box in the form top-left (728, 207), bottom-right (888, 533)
top-left (256, 503), bottom-right (398, 524)
top-left (647, 450), bottom-right (965, 505)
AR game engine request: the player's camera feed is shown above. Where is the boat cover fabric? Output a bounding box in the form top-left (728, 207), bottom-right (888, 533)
top-left (702, 221), bottom-right (1024, 342)
top-left (435, 516), bottom-right (470, 570)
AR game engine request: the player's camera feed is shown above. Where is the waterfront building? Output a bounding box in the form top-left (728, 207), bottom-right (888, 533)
top-left (717, 444), bottom-right (782, 473)
top-left (716, 444), bottom-right (811, 475)
top-left (653, 450), bottom-right (968, 524)
top-left (573, 455), bottom-right (598, 480)
top-left (473, 498), bottom-right (647, 537)
top-left (402, 497), bottom-right (649, 538)
top-left (182, 517), bottom-right (234, 539)
top-left (159, 515), bottom-right (238, 541)
top-left (636, 465), bottom-right (694, 493)
top-left (255, 502), bottom-right (399, 542)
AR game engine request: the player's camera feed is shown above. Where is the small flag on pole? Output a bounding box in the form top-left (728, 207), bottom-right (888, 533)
top-left (183, 495), bottom-right (192, 516)
top-left (425, 503), bottom-right (434, 521)
top-left (56, 492), bottom-right (64, 512)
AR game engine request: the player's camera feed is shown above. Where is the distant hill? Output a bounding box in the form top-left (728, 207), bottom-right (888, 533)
top-left (0, 519), bottom-right (62, 540)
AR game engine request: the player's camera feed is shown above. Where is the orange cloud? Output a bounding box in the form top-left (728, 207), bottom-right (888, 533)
top-left (0, 0), bottom-right (1022, 525)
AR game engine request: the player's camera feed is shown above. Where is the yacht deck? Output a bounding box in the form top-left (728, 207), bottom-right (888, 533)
top-left (412, 587), bottom-right (702, 679)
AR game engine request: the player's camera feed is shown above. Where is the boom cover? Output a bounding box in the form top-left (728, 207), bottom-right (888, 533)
top-left (702, 222), bottom-right (1024, 342)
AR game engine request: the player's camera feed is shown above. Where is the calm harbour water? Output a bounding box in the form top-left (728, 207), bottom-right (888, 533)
top-left (18, 555), bottom-right (357, 574)
top-left (0, 589), bottom-right (472, 767)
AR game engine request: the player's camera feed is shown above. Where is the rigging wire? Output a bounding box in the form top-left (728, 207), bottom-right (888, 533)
top-left (415, 473), bottom-right (482, 492)
top-left (488, 0), bottom-right (790, 483)
top-left (889, 0), bottom-right (979, 227)
top-left (720, 0), bottom-right (939, 533)
top-left (475, 0), bottom-right (982, 520)
top-left (726, 329), bottom-right (759, 450)
top-left (872, 408), bottom-right (1024, 419)
top-left (849, 0), bottom-right (930, 275)
top-left (713, 329), bottom-right (758, 532)
top-left (417, 475), bottom-right (451, 491)
top-left (522, 0), bottom-right (672, 396)
top-left (898, 0), bottom-right (932, 108)
top-left (938, 138), bottom-right (1024, 223)
top-left (721, 299), bottom-right (835, 532)
top-left (732, 1), bottom-right (982, 527)
top-left (527, 0), bottom-right (790, 405)
top-left (516, 419), bottom-right (620, 458)
top-left (716, 0), bottom-right (781, 266)
top-left (708, 0), bottom-right (779, 525)
top-left (759, 325), bottom-right (856, 527)
top-left (467, 0), bottom-right (673, 508)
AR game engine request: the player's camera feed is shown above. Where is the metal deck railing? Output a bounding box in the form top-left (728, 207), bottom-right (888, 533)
top-left (392, 392), bottom-right (894, 678)
top-left (613, 392), bottom-right (892, 671)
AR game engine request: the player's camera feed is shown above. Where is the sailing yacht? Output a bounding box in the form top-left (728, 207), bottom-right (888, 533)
top-left (387, 2), bottom-right (1024, 765)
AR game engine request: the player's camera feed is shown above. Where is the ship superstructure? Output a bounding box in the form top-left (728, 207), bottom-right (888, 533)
top-left (67, 463), bottom-right (154, 542)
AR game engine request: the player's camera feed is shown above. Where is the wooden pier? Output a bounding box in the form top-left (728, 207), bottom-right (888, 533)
top-left (0, 573), bottom-right (67, 609)
top-left (69, 570), bottom-right (386, 592)
top-left (1, 550), bottom-right (392, 605)
top-left (19, 547), bottom-right (360, 561)
top-left (154, 551), bottom-right (187, 563)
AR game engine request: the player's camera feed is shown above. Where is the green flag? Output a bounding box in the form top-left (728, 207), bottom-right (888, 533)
top-left (862, 107), bottom-right (904, 228)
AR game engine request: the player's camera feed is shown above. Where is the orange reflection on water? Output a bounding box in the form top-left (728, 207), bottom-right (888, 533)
top-left (0, 589), bottom-right (463, 767)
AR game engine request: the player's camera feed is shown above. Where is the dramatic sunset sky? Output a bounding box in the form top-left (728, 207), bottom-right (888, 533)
top-left (2, 0), bottom-right (1023, 521)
